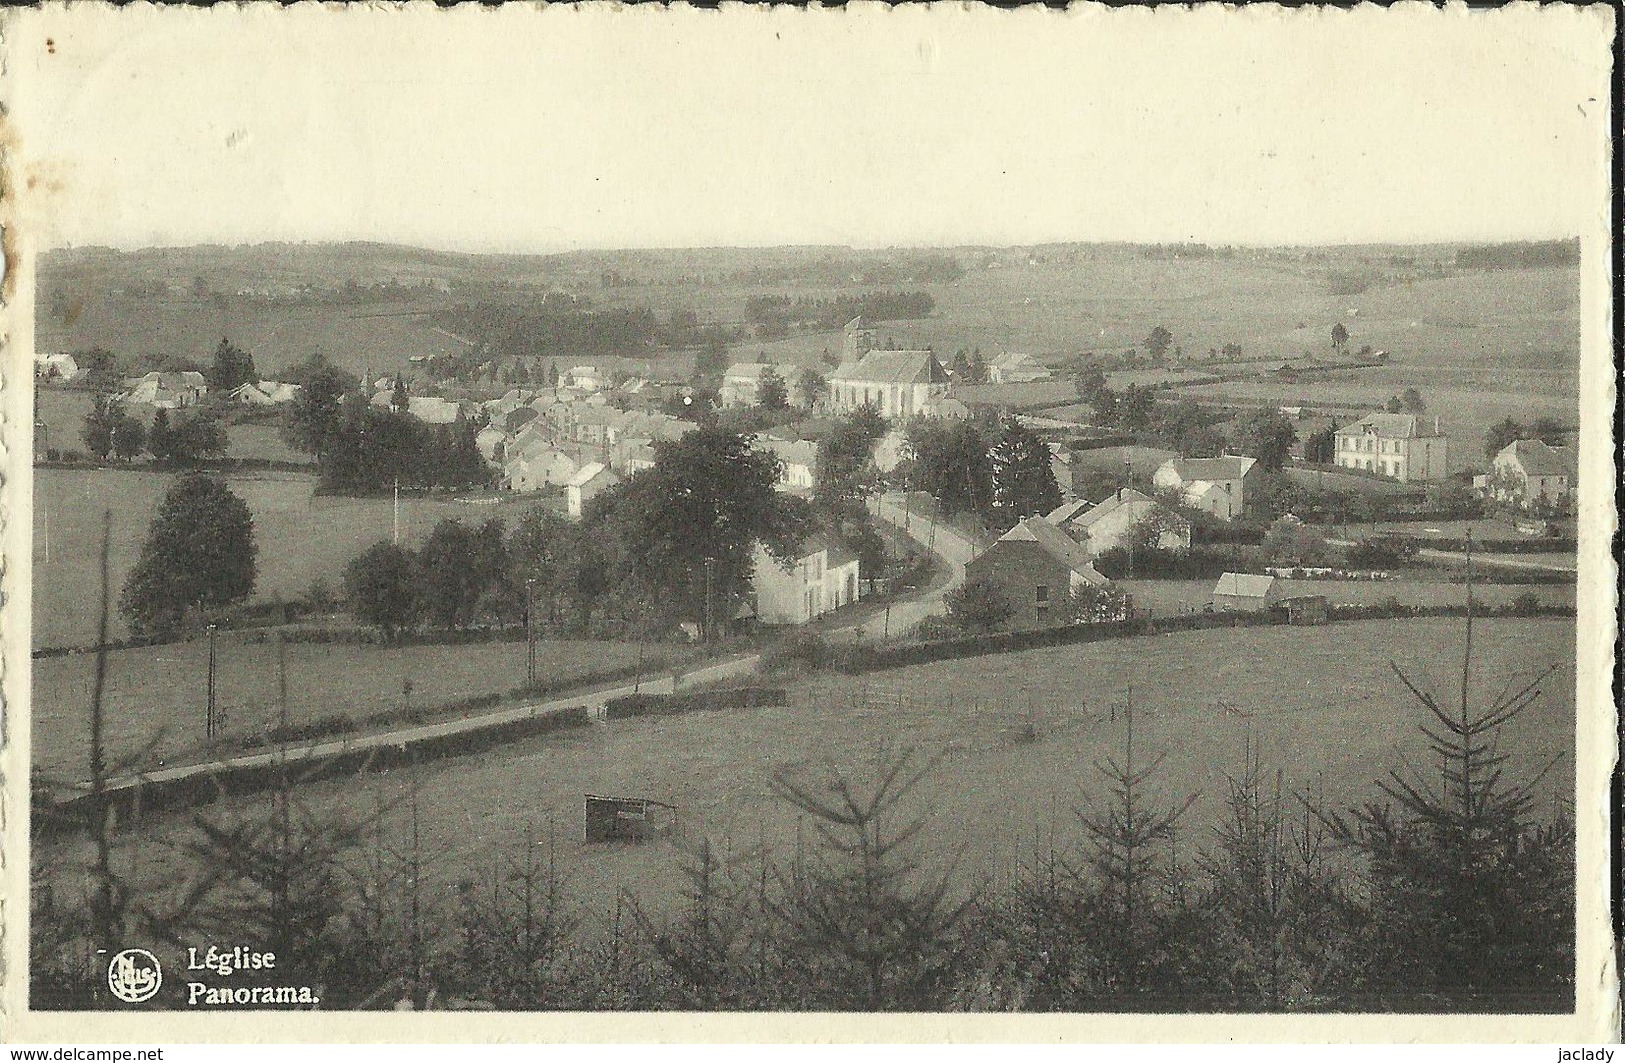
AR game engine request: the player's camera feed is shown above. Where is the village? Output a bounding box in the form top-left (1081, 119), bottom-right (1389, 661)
top-left (27, 240), bottom-right (1581, 1017)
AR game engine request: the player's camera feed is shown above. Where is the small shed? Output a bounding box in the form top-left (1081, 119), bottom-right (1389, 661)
top-left (1212, 572), bottom-right (1279, 613)
top-left (1276, 594), bottom-right (1329, 625)
top-left (584, 794), bottom-right (678, 844)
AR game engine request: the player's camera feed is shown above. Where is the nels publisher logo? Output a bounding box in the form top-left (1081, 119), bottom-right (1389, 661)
top-left (106, 947), bottom-right (163, 1003)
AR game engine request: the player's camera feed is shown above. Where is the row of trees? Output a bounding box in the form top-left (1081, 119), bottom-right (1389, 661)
top-left (35, 604), bottom-right (1574, 1011)
top-left (82, 401), bottom-right (228, 466)
top-left (900, 415), bottom-right (1061, 533)
top-left (342, 427), bottom-right (816, 643)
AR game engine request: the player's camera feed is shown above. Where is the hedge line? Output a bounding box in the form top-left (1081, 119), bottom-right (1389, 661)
top-left (39, 704), bottom-right (593, 832)
top-left (1414, 536), bottom-right (1576, 554)
top-left (792, 600), bottom-right (1575, 677)
top-left (603, 686), bottom-right (788, 720)
top-left (226, 657), bottom-right (678, 754)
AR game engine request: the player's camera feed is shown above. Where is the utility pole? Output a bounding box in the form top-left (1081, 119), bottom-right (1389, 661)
top-left (205, 623), bottom-right (219, 739)
top-left (525, 578), bottom-right (538, 686)
top-left (393, 477), bottom-right (401, 546)
top-left (704, 559), bottom-right (714, 642)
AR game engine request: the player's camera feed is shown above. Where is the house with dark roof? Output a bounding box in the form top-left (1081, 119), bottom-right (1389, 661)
top-left (826, 349), bottom-right (951, 420)
top-left (1333, 412), bottom-right (1448, 483)
top-left (965, 516), bottom-right (1111, 630)
top-left (1153, 455), bottom-right (1261, 522)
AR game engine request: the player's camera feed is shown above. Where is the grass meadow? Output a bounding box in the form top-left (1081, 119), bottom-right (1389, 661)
top-left (32, 636), bottom-right (665, 782)
top-left (77, 616), bottom-right (1572, 933)
top-left (34, 467), bottom-right (562, 648)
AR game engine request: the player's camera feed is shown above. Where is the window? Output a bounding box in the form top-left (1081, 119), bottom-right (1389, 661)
top-left (1035, 585), bottom-right (1050, 610)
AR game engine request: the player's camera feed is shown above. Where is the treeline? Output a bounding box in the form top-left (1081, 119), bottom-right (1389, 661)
top-left (33, 619), bottom-right (1574, 1012)
top-left (316, 400), bottom-right (489, 495)
top-left (720, 253), bottom-right (964, 288)
top-left (1455, 239), bottom-right (1580, 270)
top-left (434, 301), bottom-right (661, 363)
top-left (743, 290), bottom-right (935, 337)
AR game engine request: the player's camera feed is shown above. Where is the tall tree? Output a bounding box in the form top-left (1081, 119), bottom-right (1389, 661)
top-left (814, 410), bottom-right (887, 517)
top-left (1483, 417), bottom-right (1526, 462)
top-left (756, 367), bottom-right (789, 410)
top-left (1232, 406), bottom-right (1298, 472)
top-left (904, 418), bottom-right (993, 518)
top-left (208, 337), bottom-right (258, 393)
top-left (1143, 325), bottom-right (1174, 362)
top-left (119, 473), bottom-right (257, 640)
top-left (598, 426), bottom-right (811, 637)
top-left (344, 541), bottom-right (420, 642)
top-left (988, 418), bottom-right (1061, 530)
top-left (281, 362), bottom-right (354, 462)
top-left (110, 413), bottom-right (147, 461)
top-left (80, 398), bottom-right (120, 460)
top-left (794, 367), bottom-right (827, 409)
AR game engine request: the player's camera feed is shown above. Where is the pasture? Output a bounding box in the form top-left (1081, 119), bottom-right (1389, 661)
top-left (34, 467), bottom-right (562, 648)
top-left (36, 293), bottom-right (460, 382)
top-left (68, 616), bottom-right (1574, 932)
top-left (31, 636), bottom-right (670, 782)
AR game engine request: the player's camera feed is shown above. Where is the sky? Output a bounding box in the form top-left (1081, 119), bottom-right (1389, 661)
top-left (2, 3), bottom-right (1613, 255)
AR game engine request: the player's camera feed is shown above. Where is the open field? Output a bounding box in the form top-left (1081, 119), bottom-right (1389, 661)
top-left (73, 617), bottom-right (1573, 932)
top-left (32, 636), bottom-right (669, 781)
top-left (34, 467), bottom-right (562, 647)
top-left (1116, 577), bottom-right (1575, 618)
top-left (36, 293), bottom-right (464, 382)
top-left (34, 387), bottom-right (312, 465)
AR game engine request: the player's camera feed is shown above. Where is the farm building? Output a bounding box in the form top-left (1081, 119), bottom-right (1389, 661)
top-left (719, 362), bottom-right (781, 407)
top-left (1211, 572), bottom-right (1279, 612)
top-left (1276, 594), bottom-right (1329, 625)
top-left (1048, 487), bottom-right (1190, 558)
top-left (566, 461), bottom-right (620, 518)
top-left (965, 516), bottom-right (1111, 631)
top-left (750, 533), bottom-right (860, 626)
top-left (1481, 438), bottom-right (1575, 510)
top-left (122, 371), bottom-right (208, 409)
top-left (1334, 413), bottom-right (1448, 483)
top-left (1153, 455), bottom-right (1260, 522)
top-left (986, 352), bottom-right (1053, 384)
top-left (229, 380), bottom-right (301, 406)
top-left (504, 444), bottom-right (580, 493)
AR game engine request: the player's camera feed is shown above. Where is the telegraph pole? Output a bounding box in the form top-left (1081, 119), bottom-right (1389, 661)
top-left (525, 578), bottom-right (538, 686)
top-left (205, 623), bottom-right (219, 739)
top-left (393, 477), bottom-right (401, 546)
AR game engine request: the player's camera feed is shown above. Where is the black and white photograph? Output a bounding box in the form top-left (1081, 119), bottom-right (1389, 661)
top-left (0, 2), bottom-right (1615, 1043)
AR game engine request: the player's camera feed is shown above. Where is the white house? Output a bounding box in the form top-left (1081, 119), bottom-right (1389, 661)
top-left (756, 437), bottom-right (817, 491)
top-left (230, 380), bottom-right (301, 406)
top-left (35, 352), bottom-right (80, 381)
top-left (750, 534), bottom-right (860, 626)
top-left (566, 461), bottom-right (621, 518)
top-left (1153, 455), bottom-right (1259, 522)
top-left (1047, 487), bottom-right (1190, 558)
top-left (505, 446), bottom-right (581, 494)
top-left (1484, 438), bottom-right (1575, 509)
top-left (720, 363), bottom-right (780, 407)
top-left (562, 365), bottom-right (604, 392)
top-left (1333, 413), bottom-right (1448, 483)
